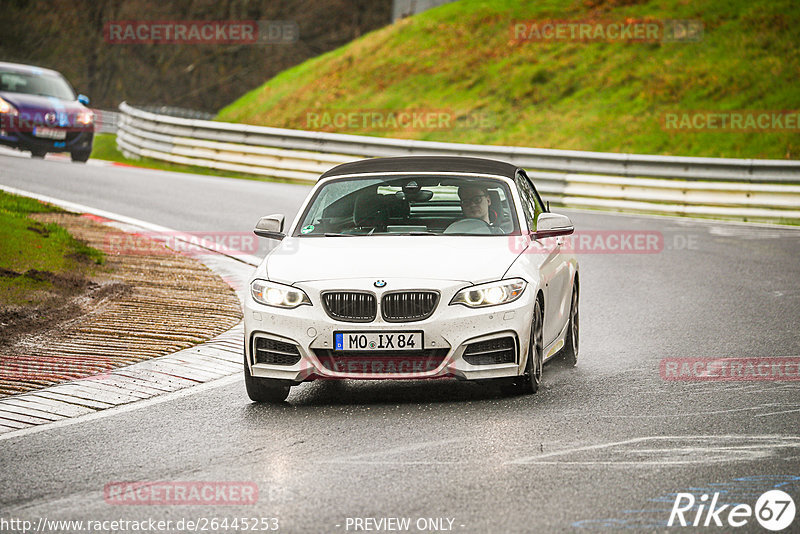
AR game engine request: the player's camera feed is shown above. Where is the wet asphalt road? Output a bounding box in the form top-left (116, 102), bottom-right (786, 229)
top-left (0, 153), bottom-right (799, 533)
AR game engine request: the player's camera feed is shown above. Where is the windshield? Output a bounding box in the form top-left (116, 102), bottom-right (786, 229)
top-left (0, 70), bottom-right (76, 100)
top-left (294, 175), bottom-right (520, 237)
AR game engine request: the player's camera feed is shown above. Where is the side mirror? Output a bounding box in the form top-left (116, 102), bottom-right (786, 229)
top-left (77, 94), bottom-right (90, 105)
top-left (254, 214), bottom-right (286, 240)
top-left (534, 213), bottom-right (574, 239)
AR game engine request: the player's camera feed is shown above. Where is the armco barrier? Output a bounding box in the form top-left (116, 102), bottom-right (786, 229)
top-left (117, 102), bottom-right (800, 223)
top-left (94, 109), bottom-right (119, 134)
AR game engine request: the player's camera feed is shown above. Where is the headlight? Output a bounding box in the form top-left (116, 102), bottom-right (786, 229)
top-left (76, 111), bottom-right (94, 125)
top-left (450, 278), bottom-right (527, 308)
top-left (0, 97), bottom-right (19, 116)
top-left (250, 279), bottom-right (310, 309)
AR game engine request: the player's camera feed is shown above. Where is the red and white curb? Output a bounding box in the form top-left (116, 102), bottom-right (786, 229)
top-left (0, 186), bottom-right (259, 439)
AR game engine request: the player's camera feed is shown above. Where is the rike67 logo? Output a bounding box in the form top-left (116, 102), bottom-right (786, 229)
top-left (669, 490), bottom-right (796, 531)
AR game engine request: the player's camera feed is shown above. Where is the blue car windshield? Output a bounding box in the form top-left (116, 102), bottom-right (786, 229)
top-left (0, 70), bottom-right (76, 101)
top-left (294, 175), bottom-right (521, 237)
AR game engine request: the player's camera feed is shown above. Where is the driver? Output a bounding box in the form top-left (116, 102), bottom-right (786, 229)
top-left (458, 185), bottom-right (491, 223)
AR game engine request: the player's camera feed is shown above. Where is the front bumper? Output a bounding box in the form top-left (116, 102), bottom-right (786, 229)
top-left (0, 121), bottom-right (94, 153)
top-left (244, 277), bottom-right (535, 382)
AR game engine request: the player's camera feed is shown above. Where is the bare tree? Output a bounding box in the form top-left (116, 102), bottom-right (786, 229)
top-left (1, 0), bottom-right (392, 112)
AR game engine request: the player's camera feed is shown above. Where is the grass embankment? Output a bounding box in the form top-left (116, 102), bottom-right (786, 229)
top-left (217, 0), bottom-right (800, 160)
top-left (0, 191), bottom-right (104, 309)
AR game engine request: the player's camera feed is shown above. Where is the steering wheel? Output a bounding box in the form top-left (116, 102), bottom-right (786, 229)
top-left (443, 218), bottom-right (493, 235)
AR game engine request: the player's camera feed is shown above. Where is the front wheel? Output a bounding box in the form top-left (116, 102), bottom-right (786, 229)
top-left (243, 353), bottom-right (291, 403)
top-left (501, 299), bottom-right (543, 396)
top-left (71, 150), bottom-right (91, 163)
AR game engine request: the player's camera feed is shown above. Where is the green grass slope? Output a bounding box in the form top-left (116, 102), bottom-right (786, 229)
top-left (217, 0), bottom-right (800, 159)
top-left (0, 191), bottom-right (104, 307)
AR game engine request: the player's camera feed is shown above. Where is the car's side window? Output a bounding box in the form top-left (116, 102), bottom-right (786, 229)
top-left (523, 173), bottom-right (545, 218)
top-left (514, 172), bottom-right (536, 231)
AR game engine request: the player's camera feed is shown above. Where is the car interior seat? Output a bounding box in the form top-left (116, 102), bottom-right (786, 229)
top-left (352, 192), bottom-right (389, 231)
top-left (487, 189), bottom-right (503, 225)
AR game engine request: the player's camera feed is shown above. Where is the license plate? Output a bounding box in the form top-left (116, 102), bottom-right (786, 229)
top-left (33, 127), bottom-right (66, 140)
top-left (334, 331), bottom-right (423, 351)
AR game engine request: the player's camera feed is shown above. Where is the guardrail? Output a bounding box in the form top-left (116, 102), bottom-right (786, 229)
top-left (94, 109), bottom-right (119, 134)
top-left (117, 102), bottom-right (800, 223)
top-left (133, 105), bottom-right (215, 121)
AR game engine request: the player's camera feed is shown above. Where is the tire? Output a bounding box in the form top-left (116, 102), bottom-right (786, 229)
top-left (71, 150), bottom-right (91, 163)
top-left (562, 283), bottom-right (579, 367)
top-left (30, 149), bottom-right (47, 159)
top-left (501, 299), bottom-right (543, 396)
top-left (243, 353), bottom-right (291, 403)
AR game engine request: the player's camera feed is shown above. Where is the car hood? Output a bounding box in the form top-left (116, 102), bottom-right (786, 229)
top-left (0, 92), bottom-right (84, 114)
top-left (264, 236), bottom-right (522, 284)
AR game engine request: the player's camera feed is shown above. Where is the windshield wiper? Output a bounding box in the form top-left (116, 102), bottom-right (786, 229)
top-left (323, 232), bottom-right (353, 237)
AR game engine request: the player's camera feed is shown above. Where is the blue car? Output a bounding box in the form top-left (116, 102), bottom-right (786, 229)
top-left (0, 61), bottom-right (94, 162)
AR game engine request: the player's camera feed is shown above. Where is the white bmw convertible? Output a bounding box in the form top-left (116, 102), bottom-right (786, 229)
top-left (244, 156), bottom-right (579, 402)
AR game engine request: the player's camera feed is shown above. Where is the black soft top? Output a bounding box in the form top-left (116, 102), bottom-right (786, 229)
top-left (319, 156), bottom-right (520, 180)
